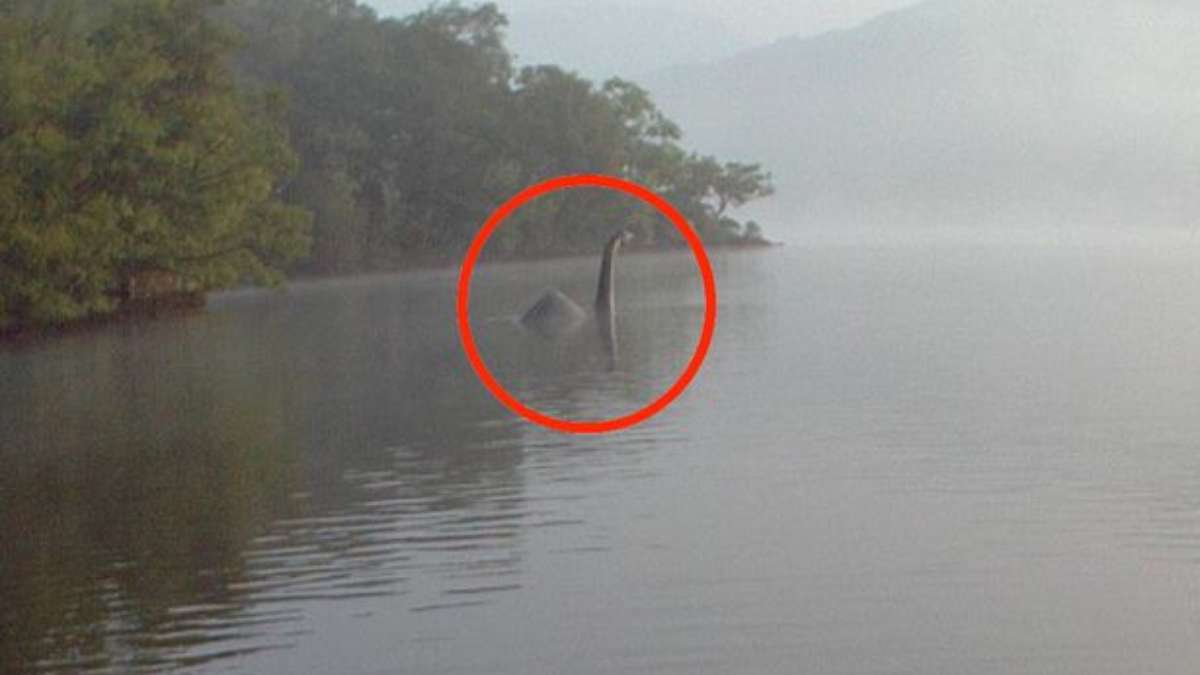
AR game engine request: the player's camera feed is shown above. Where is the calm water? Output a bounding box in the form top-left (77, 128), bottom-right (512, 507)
top-left (4, 241), bottom-right (1200, 674)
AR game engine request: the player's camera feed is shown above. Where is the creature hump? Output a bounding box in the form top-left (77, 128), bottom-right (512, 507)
top-left (518, 229), bottom-right (633, 336)
top-left (520, 288), bottom-right (587, 334)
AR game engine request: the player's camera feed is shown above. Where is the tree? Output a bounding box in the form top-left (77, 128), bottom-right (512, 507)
top-left (712, 161), bottom-right (774, 218)
top-left (224, 0), bottom-right (777, 270)
top-left (0, 0), bottom-right (310, 328)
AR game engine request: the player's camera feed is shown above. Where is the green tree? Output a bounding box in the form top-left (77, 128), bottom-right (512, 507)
top-left (0, 0), bottom-right (309, 328)
top-left (229, 0), bottom-right (519, 270)
top-left (224, 0), bottom-right (774, 270)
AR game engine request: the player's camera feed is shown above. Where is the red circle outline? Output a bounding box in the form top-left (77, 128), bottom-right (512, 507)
top-left (456, 174), bottom-right (717, 434)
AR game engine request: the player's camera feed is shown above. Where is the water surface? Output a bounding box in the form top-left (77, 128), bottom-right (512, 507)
top-left (4, 242), bottom-right (1200, 674)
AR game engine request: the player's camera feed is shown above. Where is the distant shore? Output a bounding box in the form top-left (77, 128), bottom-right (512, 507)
top-left (290, 236), bottom-right (779, 278)
top-left (0, 292), bottom-right (206, 348)
top-left (1, 239), bottom-right (778, 347)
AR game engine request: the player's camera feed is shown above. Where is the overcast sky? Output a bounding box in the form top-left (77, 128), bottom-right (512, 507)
top-left (366, 0), bottom-right (923, 44)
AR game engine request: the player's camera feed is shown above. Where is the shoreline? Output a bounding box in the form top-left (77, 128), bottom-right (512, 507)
top-left (0, 293), bottom-right (207, 350)
top-left (0, 240), bottom-right (779, 348)
top-left (289, 237), bottom-right (779, 280)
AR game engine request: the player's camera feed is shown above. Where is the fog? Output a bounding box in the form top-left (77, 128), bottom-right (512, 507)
top-left (645, 0), bottom-right (1200, 234)
top-left (367, 2), bottom-right (755, 81)
top-left (363, 1), bottom-right (932, 81)
top-left (381, 0), bottom-right (1200, 238)
top-left (9, 2), bottom-right (1200, 673)
top-left (367, 0), bottom-right (923, 43)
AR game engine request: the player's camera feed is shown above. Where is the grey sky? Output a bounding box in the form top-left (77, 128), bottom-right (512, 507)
top-left (366, 0), bottom-right (923, 43)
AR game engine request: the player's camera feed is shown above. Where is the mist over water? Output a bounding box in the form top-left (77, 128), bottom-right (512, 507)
top-left (4, 239), bottom-right (1200, 673)
top-left (7, 0), bottom-right (1200, 671)
top-left (468, 250), bottom-right (705, 422)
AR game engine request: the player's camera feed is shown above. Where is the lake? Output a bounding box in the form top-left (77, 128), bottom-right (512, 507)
top-left (4, 237), bottom-right (1200, 674)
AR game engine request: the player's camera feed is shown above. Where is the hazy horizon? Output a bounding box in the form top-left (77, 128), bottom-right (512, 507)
top-left (361, 0), bottom-right (1200, 240)
top-left (646, 0), bottom-right (1200, 236)
top-left (365, 0), bottom-right (923, 45)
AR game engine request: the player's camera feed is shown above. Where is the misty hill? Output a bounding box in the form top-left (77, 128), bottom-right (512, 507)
top-left (369, 1), bottom-right (750, 80)
top-left (647, 0), bottom-right (1200, 229)
top-left (504, 3), bottom-right (750, 80)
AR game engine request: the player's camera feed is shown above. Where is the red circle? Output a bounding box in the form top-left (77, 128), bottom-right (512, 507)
top-left (456, 174), bottom-right (717, 434)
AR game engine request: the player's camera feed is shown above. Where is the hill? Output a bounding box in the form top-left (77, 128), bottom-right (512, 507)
top-left (647, 0), bottom-right (1200, 229)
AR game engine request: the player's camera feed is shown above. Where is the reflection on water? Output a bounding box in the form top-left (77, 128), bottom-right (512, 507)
top-left (4, 243), bottom-right (1200, 674)
top-left (469, 250), bottom-right (705, 421)
top-left (0, 254), bottom-right (698, 674)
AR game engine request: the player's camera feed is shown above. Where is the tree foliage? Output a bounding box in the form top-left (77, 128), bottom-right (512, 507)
top-left (0, 0), bottom-right (310, 328)
top-left (2, 0), bottom-right (772, 329)
top-left (226, 0), bottom-right (774, 272)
